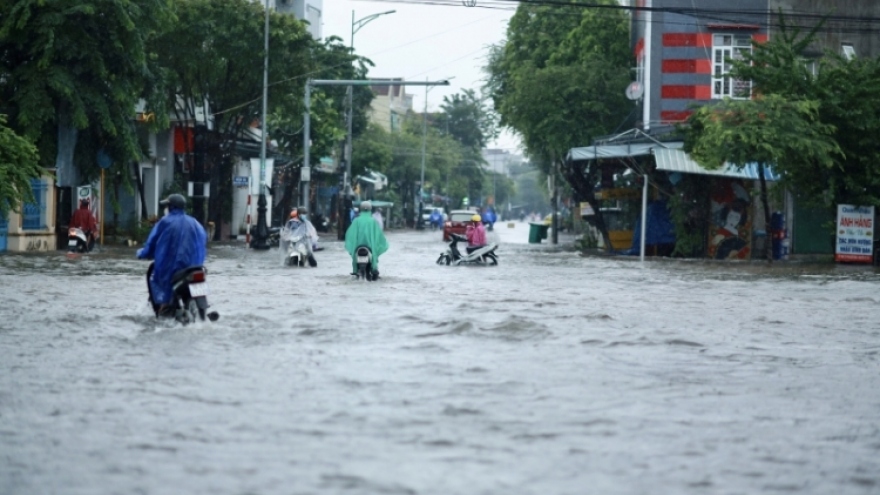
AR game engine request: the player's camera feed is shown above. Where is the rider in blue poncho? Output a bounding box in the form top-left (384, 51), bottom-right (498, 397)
top-left (137, 194), bottom-right (207, 312)
top-left (345, 200), bottom-right (389, 278)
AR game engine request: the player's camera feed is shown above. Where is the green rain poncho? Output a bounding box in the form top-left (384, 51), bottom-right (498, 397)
top-left (345, 211), bottom-right (389, 272)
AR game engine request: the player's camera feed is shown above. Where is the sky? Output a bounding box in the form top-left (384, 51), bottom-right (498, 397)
top-left (321, 0), bottom-right (521, 152)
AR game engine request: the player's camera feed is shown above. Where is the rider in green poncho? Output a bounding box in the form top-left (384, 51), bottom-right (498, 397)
top-left (345, 200), bottom-right (389, 278)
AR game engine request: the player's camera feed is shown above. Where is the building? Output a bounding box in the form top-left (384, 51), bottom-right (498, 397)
top-left (482, 149), bottom-right (523, 177)
top-left (369, 78), bottom-right (413, 132)
top-left (272, 0), bottom-right (323, 40)
top-left (568, 1), bottom-right (880, 259)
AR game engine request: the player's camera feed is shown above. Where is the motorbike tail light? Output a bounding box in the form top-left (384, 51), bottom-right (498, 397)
top-left (190, 271), bottom-right (206, 283)
top-left (444, 222), bottom-right (451, 227)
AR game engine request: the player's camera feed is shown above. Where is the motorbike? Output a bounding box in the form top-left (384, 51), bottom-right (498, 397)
top-left (146, 262), bottom-right (219, 324)
top-left (67, 227), bottom-right (93, 253)
top-left (437, 233), bottom-right (499, 266)
top-left (353, 245), bottom-right (376, 281)
top-left (266, 226), bottom-right (282, 247)
top-left (281, 222), bottom-right (316, 267)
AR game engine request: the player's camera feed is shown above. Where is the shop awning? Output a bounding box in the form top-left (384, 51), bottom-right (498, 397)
top-left (567, 141), bottom-right (683, 161)
top-left (653, 148), bottom-right (779, 181)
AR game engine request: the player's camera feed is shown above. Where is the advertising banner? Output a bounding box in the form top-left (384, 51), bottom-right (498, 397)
top-left (76, 185), bottom-right (99, 222)
top-left (835, 204), bottom-right (874, 263)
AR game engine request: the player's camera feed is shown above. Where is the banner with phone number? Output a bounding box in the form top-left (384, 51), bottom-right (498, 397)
top-left (835, 204), bottom-right (874, 263)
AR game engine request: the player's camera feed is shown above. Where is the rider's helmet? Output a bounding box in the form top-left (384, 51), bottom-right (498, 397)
top-left (79, 198), bottom-right (90, 208)
top-left (159, 193), bottom-right (186, 210)
top-left (297, 206), bottom-right (308, 215)
top-left (471, 214), bottom-right (482, 223)
top-left (360, 200), bottom-right (372, 211)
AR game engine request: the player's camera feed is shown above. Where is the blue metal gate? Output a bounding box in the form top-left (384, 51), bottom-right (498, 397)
top-left (0, 215), bottom-right (7, 251)
top-left (22, 179), bottom-right (47, 230)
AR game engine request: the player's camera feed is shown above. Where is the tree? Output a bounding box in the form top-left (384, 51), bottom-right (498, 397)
top-left (0, 115), bottom-right (42, 217)
top-left (150, 0), bottom-right (312, 229)
top-left (684, 94), bottom-right (841, 260)
top-left (485, 0), bottom-right (632, 248)
top-left (0, 0), bottom-right (173, 184)
top-left (731, 17), bottom-right (880, 211)
top-left (436, 89), bottom-right (498, 151)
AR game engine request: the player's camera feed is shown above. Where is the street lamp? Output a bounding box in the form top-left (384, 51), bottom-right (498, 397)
top-left (339, 9), bottom-right (395, 239)
top-left (251, 0), bottom-right (271, 250)
top-left (419, 76), bottom-right (454, 229)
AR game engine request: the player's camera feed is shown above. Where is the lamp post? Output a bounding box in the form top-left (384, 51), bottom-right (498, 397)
top-left (338, 10), bottom-right (394, 239)
top-left (418, 76), bottom-right (454, 229)
top-left (251, 0), bottom-right (271, 250)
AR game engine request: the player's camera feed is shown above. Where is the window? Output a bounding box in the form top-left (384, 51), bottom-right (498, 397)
top-left (712, 34), bottom-right (752, 99)
top-left (22, 179), bottom-right (48, 230)
top-left (842, 43), bottom-right (856, 60)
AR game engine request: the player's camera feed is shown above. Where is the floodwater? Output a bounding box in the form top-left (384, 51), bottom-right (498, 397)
top-left (2, 222), bottom-right (879, 495)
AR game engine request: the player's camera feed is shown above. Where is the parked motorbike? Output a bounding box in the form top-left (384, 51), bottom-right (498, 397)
top-left (281, 222), bottom-right (317, 267)
top-left (67, 227), bottom-right (93, 253)
top-left (146, 262), bottom-right (219, 324)
top-left (437, 233), bottom-right (499, 266)
top-left (266, 226), bottom-right (282, 247)
top-left (312, 212), bottom-right (331, 233)
top-left (353, 245), bottom-right (376, 281)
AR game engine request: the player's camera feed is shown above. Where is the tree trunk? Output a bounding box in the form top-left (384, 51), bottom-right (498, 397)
top-left (561, 158), bottom-right (613, 252)
top-left (133, 161), bottom-right (148, 221)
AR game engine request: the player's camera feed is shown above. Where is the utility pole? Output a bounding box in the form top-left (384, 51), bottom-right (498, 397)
top-left (251, 0), bottom-right (271, 250)
top-left (338, 10), bottom-right (396, 240)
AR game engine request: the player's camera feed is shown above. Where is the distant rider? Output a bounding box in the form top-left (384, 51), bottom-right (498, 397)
top-left (136, 194), bottom-right (207, 317)
top-left (285, 208), bottom-right (318, 267)
top-left (466, 214), bottom-right (487, 254)
top-left (429, 208), bottom-right (443, 231)
top-left (483, 207), bottom-right (497, 231)
top-left (345, 200), bottom-right (389, 279)
top-left (70, 198), bottom-right (99, 251)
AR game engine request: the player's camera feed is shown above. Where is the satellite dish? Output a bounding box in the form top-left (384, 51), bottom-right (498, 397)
top-left (625, 81), bottom-right (644, 101)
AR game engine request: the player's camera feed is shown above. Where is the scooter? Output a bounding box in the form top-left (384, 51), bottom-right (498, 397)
top-left (146, 262), bottom-right (219, 324)
top-left (67, 227), bottom-right (93, 253)
top-left (281, 222), bottom-right (317, 267)
top-left (266, 226), bottom-right (282, 247)
top-left (353, 245), bottom-right (377, 281)
top-left (437, 233), bottom-right (499, 266)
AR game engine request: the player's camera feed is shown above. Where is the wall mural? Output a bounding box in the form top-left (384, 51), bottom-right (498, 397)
top-left (708, 180), bottom-right (752, 260)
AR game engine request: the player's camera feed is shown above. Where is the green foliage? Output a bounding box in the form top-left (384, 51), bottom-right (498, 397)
top-left (0, 0), bottom-right (173, 179)
top-left (667, 174), bottom-right (710, 257)
top-left (352, 123), bottom-right (393, 179)
top-left (684, 95), bottom-right (839, 175)
top-left (485, 0), bottom-right (631, 172)
top-left (0, 115), bottom-right (42, 216)
top-left (436, 89), bottom-right (498, 151)
top-left (729, 14), bottom-right (880, 210)
top-left (684, 94), bottom-right (841, 259)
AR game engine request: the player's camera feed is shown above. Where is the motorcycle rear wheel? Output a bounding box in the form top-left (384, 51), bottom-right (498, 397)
top-left (486, 253), bottom-right (498, 265)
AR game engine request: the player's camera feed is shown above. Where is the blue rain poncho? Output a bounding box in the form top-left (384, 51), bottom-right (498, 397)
top-left (137, 210), bottom-right (207, 304)
top-left (345, 211), bottom-right (389, 272)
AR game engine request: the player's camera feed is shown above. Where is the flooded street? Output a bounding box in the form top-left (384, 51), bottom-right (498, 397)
top-left (2, 222), bottom-right (879, 495)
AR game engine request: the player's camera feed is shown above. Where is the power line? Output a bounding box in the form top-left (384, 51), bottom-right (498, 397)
top-left (365, 0), bottom-right (880, 35)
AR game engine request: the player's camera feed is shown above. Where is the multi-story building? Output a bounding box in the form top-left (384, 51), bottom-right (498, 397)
top-left (568, 1), bottom-right (880, 258)
top-left (274, 0), bottom-right (322, 40)
top-left (369, 79), bottom-right (413, 133)
top-left (634, 0), bottom-right (880, 130)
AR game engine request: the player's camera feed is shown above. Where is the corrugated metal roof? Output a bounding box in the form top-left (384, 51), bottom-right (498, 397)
top-left (653, 148), bottom-right (779, 181)
top-left (568, 141), bottom-right (682, 161)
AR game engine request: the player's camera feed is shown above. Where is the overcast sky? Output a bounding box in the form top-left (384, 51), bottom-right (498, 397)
top-left (321, 1), bottom-right (521, 151)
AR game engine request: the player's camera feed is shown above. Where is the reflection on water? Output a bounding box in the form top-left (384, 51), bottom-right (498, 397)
top-left (2, 226), bottom-right (879, 495)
